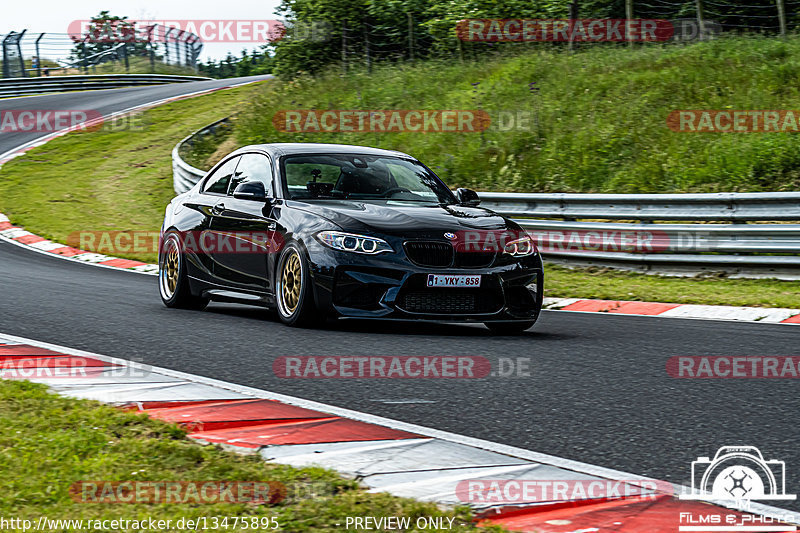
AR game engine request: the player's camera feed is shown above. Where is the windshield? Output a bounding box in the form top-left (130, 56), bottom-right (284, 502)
top-left (281, 154), bottom-right (456, 203)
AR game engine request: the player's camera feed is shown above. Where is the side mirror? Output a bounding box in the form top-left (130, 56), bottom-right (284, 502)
top-left (456, 188), bottom-right (480, 207)
top-left (233, 181), bottom-right (268, 202)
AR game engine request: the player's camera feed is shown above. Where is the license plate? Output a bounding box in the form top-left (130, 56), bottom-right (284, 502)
top-left (426, 274), bottom-right (481, 288)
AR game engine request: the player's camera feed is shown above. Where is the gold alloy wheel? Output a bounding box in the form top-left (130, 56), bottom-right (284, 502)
top-left (280, 251), bottom-right (302, 314)
top-left (161, 238), bottom-right (180, 298)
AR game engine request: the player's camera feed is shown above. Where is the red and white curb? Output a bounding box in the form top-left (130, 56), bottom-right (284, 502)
top-left (0, 213), bottom-right (158, 274)
top-left (544, 297), bottom-right (800, 325)
top-left (0, 331), bottom-right (797, 532)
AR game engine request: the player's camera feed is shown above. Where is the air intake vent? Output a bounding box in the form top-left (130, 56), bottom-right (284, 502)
top-left (454, 250), bottom-right (496, 268)
top-left (399, 289), bottom-right (502, 314)
top-left (403, 241), bottom-right (454, 267)
top-left (401, 291), bottom-right (476, 313)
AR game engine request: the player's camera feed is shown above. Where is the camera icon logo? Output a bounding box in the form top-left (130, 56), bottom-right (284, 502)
top-left (680, 446), bottom-right (796, 502)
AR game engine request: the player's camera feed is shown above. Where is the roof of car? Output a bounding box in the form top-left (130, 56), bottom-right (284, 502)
top-left (233, 143), bottom-right (413, 159)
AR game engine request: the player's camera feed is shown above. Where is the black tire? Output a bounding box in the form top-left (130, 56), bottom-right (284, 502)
top-left (275, 241), bottom-right (317, 327)
top-left (159, 231), bottom-right (209, 310)
top-left (484, 321), bottom-right (535, 335)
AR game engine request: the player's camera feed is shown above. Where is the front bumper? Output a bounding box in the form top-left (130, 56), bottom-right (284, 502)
top-left (307, 243), bottom-right (544, 323)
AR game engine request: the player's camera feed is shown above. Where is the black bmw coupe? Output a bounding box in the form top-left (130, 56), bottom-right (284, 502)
top-left (159, 143), bottom-right (543, 333)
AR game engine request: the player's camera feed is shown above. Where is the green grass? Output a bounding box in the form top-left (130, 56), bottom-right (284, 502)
top-left (237, 35), bottom-right (800, 193)
top-left (545, 265), bottom-right (800, 308)
top-left (0, 380), bottom-right (487, 532)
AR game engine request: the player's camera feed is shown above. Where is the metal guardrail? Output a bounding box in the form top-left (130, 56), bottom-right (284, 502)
top-left (172, 117), bottom-right (231, 194)
top-left (478, 192), bottom-right (800, 222)
top-left (0, 74), bottom-right (212, 98)
top-left (171, 124), bottom-right (800, 280)
top-left (517, 219), bottom-right (800, 279)
top-left (172, 144), bottom-right (205, 196)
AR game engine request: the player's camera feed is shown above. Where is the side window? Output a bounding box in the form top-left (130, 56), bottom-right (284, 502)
top-left (202, 157), bottom-right (240, 195)
top-left (387, 163), bottom-right (418, 190)
top-left (230, 153), bottom-right (273, 196)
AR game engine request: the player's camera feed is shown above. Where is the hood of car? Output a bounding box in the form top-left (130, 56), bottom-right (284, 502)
top-left (292, 199), bottom-right (516, 236)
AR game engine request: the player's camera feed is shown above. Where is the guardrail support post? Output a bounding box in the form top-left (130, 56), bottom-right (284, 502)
top-left (695, 0), bottom-right (707, 40)
top-left (1, 33), bottom-right (10, 78)
top-left (147, 26), bottom-right (156, 73)
top-left (177, 30), bottom-right (187, 66)
top-left (568, 0), bottom-right (579, 52)
top-left (34, 33), bottom-right (44, 77)
top-left (407, 13), bottom-right (415, 61)
top-left (776, 0), bottom-right (788, 37)
top-left (164, 28), bottom-right (173, 65)
top-left (341, 22), bottom-right (348, 74)
top-left (626, 0), bottom-right (634, 48)
top-left (2, 30), bottom-right (27, 78)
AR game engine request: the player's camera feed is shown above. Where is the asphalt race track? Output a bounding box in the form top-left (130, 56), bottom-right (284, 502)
top-left (1, 76), bottom-right (799, 508)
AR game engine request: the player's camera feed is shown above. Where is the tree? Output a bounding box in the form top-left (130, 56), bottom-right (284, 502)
top-left (197, 47), bottom-right (274, 78)
top-left (69, 11), bottom-right (149, 65)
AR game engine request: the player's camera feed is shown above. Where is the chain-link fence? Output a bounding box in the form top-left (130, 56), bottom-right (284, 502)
top-left (0, 24), bottom-right (202, 78)
top-left (633, 0), bottom-right (800, 33)
top-left (324, 0), bottom-right (800, 73)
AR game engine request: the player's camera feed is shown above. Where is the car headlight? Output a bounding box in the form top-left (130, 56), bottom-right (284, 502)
top-left (316, 231), bottom-right (393, 255)
top-left (503, 236), bottom-right (535, 257)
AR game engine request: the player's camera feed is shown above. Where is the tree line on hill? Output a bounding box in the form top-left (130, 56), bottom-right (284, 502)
top-left (73, 1), bottom-right (800, 79)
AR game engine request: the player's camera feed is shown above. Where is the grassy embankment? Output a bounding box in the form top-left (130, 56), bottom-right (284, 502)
top-left (233, 34), bottom-right (800, 193)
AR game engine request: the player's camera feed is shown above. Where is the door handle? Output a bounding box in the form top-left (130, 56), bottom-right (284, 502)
top-left (211, 203), bottom-right (225, 215)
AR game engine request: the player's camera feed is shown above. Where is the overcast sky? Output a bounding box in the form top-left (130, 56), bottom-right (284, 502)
top-left (6, 0), bottom-right (283, 61)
